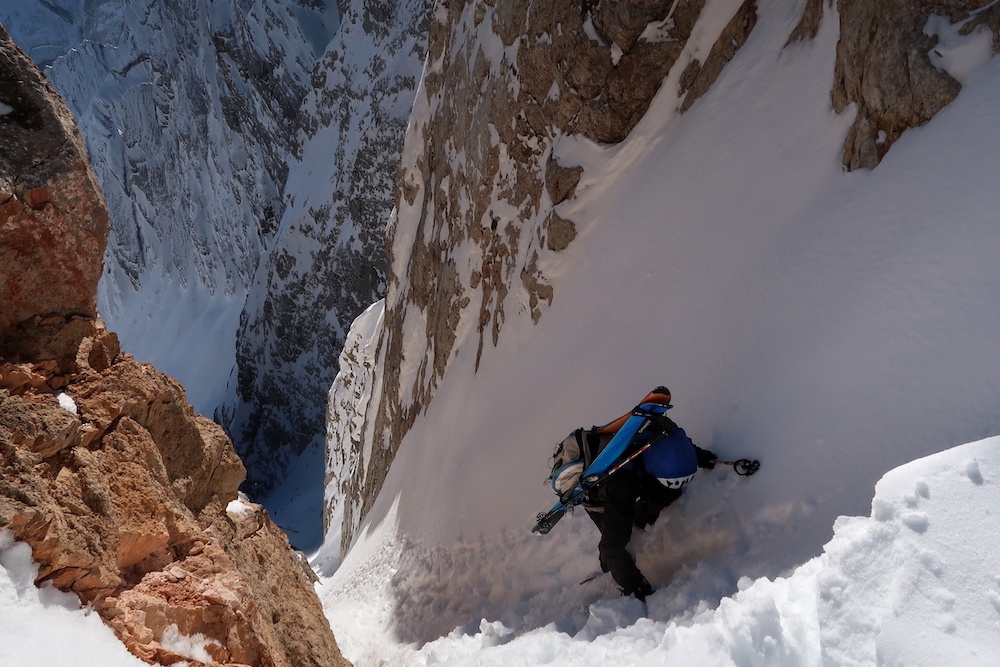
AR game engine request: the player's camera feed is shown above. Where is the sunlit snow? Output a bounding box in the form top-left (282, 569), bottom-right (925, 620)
top-left (1, 0), bottom-right (999, 666)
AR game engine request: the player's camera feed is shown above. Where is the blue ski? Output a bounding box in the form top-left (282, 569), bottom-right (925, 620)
top-left (531, 402), bottom-right (670, 534)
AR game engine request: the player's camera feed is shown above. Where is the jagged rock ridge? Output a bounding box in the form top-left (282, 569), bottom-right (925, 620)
top-left (0, 27), bottom-right (349, 666)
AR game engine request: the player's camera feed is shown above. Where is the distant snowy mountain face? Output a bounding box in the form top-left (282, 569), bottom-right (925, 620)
top-left (327, 0), bottom-right (1000, 555)
top-left (0, 0), bottom-right (434, 500)
top-left (221, 0), bottom-right (433, 496)
top-left (0, 0), bottom-right (338, 416)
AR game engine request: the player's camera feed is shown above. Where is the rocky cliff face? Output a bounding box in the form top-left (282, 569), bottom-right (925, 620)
top-left (329, 0), bottom-right (740, 553)
top-left (327, 0), bottom-right (1000, 553)
top-left (222, 0), bottom-right (433, 495)
top-left (1, 27), bottom-right (349, 667)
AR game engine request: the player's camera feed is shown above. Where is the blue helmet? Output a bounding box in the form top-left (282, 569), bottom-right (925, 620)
top-left (642, 427), bottom-right (698, 489)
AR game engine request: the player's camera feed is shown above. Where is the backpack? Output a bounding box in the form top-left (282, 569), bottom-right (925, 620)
top-left (546, 390), bottom-right (674, 501)
top-left (547, 428), bottom-right (598, 501)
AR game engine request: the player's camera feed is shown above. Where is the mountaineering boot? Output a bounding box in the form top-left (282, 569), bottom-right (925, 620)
top-left (622, 575), bottom-right (654, 602)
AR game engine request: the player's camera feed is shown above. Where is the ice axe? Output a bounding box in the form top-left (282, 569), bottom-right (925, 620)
top-left (715, 458), bottom-right (760, 476)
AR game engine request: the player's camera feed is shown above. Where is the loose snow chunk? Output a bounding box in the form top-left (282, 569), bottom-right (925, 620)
top-left (56, 392), bottom-right (78, 415)
top-left (900, 511), bottom-right (929, 533)
top-left (961, 458), bottom-right (984, 485)
top-left (0, 102), bottom-right (13, 116)
top-left (160, 624), bottom-right (223, 663)
top-left (226, 492), bottom-right (255, 517)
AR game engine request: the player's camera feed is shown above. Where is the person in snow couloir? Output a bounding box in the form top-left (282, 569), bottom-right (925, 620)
top-left (579, 387), bottom-right (717, 601)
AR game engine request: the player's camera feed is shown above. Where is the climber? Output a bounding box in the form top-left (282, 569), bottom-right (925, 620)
top-left (578, 387), bottom-right (718, 601)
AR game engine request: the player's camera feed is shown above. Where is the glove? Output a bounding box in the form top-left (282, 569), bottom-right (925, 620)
top-left (696, 447), bottom-right (717, 469)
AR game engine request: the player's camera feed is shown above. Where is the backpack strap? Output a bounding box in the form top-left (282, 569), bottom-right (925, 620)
top-left (576, 428), bottom-right (600, 469)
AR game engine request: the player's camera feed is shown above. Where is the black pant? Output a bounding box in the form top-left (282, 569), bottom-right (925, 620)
top-left (586, 471), bottom-right (682, 596)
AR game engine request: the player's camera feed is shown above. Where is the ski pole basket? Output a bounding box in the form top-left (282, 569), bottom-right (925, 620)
top-left (725, 458), bottom-right (760, 476)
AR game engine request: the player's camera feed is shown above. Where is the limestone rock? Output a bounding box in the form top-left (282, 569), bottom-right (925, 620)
top-left (785, 0), bottom-right (827, 46)
top-left (832, 0), bottom-right (964, 170)
top-left (679, 0), bottom-right (757, 113)
top-left (1, 352), bottom-right (350, 666)
top-left (0, 390), bottom-right (79, 458)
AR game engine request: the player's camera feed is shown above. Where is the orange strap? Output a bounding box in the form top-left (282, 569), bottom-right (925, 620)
top-left (595, 391), bottom-right (672, 435)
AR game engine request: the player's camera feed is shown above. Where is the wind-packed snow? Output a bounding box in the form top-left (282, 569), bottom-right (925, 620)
top-left (314, 438), bottom-right (1000, 665)
top-left (314, 1), bottom-right (1000, 664)
top-left (0, 532), bottom-right (146, 667)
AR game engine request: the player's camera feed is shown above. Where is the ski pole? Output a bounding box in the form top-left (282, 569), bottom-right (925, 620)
top-left (716, 458), bottom-right (760, 476)
top-left (581, 440), bottom-right (655, 488)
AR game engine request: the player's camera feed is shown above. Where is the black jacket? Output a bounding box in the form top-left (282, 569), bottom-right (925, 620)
top-left (585, 438), bottom-right (715, 600)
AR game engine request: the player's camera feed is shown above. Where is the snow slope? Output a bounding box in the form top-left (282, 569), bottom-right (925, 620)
top-left (4, 437), bottom-right (996, 665)
top-left (316, 437), bottom-right (1000, 666)
top-left (316, 0), bottom-right (1000, 663)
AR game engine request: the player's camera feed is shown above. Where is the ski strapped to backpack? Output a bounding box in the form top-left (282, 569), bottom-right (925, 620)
top-left (533, 390), bottom-right (762, 535)
top-left (546, 390), bottom-right (673, 498)
top-left (533, 399), bottom-right (672, 535)
top-left (533, 434), bottom-right (659, 534)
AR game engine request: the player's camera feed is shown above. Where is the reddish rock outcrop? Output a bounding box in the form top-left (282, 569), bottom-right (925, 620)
top-left (0, 26), bottom-right (108, 341)
top-left (0, 25), bottom-right (349, 667)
